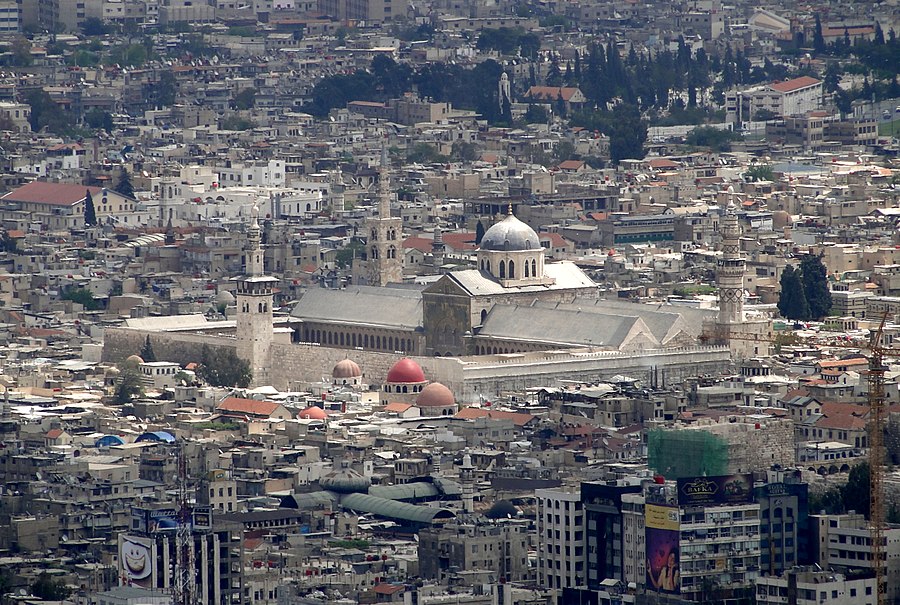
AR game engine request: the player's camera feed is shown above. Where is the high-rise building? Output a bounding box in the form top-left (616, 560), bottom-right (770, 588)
top-left (581, 481), bottom-right (642, 589)
top-left (235, 205), bottom-right (276, 386)
top-left (754, 469), bottom-right (810, 575)
top-left (536, 488), bottom-right (585, 592)
top-left (120, 508), bottom-right (244, 605)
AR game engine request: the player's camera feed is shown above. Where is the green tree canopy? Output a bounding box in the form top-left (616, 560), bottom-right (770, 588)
top-left (196, 345), bottom-right (252, 388)
top-left (84, 190), bottom-right (97, 226)
top-left (140, 335), bottom-right (156, 362)
top-left (777, 265), bottom-right (808, 320)
top-left (30, 573), bottom-right (70, 601)
top-left (114, 367), bottom-right (143, 404)
top-left (115, 167), bottom-right (135, 198)
top-left (63, 287), bottom-right (101, 310)
top-left (800, 254), bottom-right (833, 320)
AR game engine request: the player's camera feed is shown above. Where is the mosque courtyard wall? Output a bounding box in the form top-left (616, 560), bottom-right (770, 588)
top-left (103, 326), bottom-right (730, 398)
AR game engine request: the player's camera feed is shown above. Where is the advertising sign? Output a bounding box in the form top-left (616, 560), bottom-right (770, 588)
top-left (119, 534), bottom-right (155, 589)
top-left (645, 504), bottom-right (680, 595)
top-left (677, 474), bottom-right (753, 507)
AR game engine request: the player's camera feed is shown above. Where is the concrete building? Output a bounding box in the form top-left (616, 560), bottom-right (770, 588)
top-left (726, 77), bottom-right (823, 125)
top-left (581, 481), bottom-right (642, 589)
top-left (536, 488), bottom-right (585, 592)
top-left (755, 569), bottom-right (876, 605)
top-left (754, 470), bottom-right (810, 576)
top-left (418, 521), bottom-right (531, 582)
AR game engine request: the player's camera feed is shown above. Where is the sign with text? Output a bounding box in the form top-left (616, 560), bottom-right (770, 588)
top-left (677, 474), bottom-right (753, 506)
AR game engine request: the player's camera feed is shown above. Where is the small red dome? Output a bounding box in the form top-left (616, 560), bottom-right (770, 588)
top-left (298, 406), bottom-right (328, 420)
top-left (416, 382), bottom-right (455, 407)
top-left (332, 358), bottom-right (362, 378)
top-left (386, 358), bottom-right (426, 384)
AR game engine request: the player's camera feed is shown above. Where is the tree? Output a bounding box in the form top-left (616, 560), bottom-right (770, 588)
top-left (841, 463), bottom-right (870, 518)
top-left (156, 71), bottom-right (177, 108)
top-left (232, 87), bottom-right (257, 110)
top-left (335, 240), bottom-right (364, 268)
top-left (30, 573), bottom-right (70, 601)
top-left (115, 168), bottom-right (135, 198)
top-left (800, 254), bottom-right (832, 320)
top-left (81, 17), bottom-right (110, 36)
top-left (777, 265), bottom-right (808, 320)
top-left (140, 335), bottom-right (156, 362)
top-left (523, 103), bottom-right (549, 124)
top-left (196, 345), bottom-right (252, 388)
top-left (84, 189), bottom-right (97, 226)
top-left (114, 367), bottom-right (143, 404)
top-left (608, 104), bottom-right (647, 164)
top-left (63, 288), bottom-right (101, 310)
top-left (745, 164), bottom-right (774, 182)
top-left (25, 89), bottom-right (68, 133)
top-left (451, 141), bottom-right (477, 162)
top-left (475, 221), bottom-right (485, 245)
top-left (84, 108), bottom-right (113, 132)
top-left (9, 36), bottom-right (33, 66)
top-left (813, 14), bottom-right (825, 54)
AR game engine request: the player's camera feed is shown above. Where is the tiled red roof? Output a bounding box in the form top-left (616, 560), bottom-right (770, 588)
top-left (373, 584), bottom-right (404, 595)
top-left (46, 428), bottom-right (64, 439)
top-left (216, 397), bottom-right (281, 417)
top-left (526, 86), bottom-right (582, 101)
top-left (3, 182), bottom-right (103, 207)
top-left (454, 407), bottom-right (535, 427)
top-left (770, 76), bottom-right (821, 93)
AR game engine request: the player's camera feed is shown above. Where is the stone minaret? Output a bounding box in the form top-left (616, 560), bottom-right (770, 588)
top-left (431, 223), bottom-right (445, 274)
top-left (365, 147), bottom-right (403, 286)
top-left (236, 205), bottom-right (277, 386)
top-left (717, 187), bottom-right (745, 325)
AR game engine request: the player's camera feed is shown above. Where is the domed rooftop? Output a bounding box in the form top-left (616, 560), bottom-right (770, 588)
top-left (216, 290), bottom-right (235, 306)
top-left (320, 461), bottom-right (371, 494)
top-left (332, 358), bottom-right (362, 379)
top-left (298, 406), bottom-right (328, 420)
top-left (416, 382), bottom-right (455, 407)
top-left (386, 358), bottom-right (426, 384)
top-left (480, 212), bottom-right (541, 252)
top-left (486, 499), bottom-right (519, 519)
top-left (123, 355), bottom-right (144, 369)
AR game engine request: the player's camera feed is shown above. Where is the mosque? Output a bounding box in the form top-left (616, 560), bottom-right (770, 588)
top-left (104, 182), bottom-right (760, 394)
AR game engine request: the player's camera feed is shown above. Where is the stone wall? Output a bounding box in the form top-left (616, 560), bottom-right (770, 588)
top-left (104, 326), bottom-right (731, 400)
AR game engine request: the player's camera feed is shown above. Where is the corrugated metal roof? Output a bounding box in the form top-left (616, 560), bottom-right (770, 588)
top-left (340, 493), bottom-right (455, 524)
top-left (368, 482), bottom-right (439, 501)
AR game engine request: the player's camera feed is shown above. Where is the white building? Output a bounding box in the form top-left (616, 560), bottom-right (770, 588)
top-left (726, 76), bottom-right (823, 125)
top-left (536, 488), bottom-right (585, 592)
top-left (218, 160), bottom-right (285, 188)
top-left (755, 569), bottom-right (876, 605)
top-left (138, 361), bottom-right (182, 390)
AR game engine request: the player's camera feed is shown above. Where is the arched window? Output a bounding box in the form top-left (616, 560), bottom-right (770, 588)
top-left (481, 309), bottom-right (488, 324)
top-left (306, 203), bottom-right (311, 212)
top-left (402, 385), bottom-right (408, 393)
top-left (388, 246), bottom-right (396, 259)
top-left (388, 336), bottom-right (394, 350)
top-left (508, 260), bottom-right (515, 278)
top-left (364, 335), bottom-right (369, 347)
top-left (532, 259), bottom-right (537, 276)
top-left (258, 302), bottom-right (263, 312)
top-left (376, 336), bottom-right (382, 349)
top-left (352, 334), bottom-right (357, 347)
top-left (524, 261), bottom-right (529, 277)
top-left (371, 247), bottom-right (379, 259)
top-left (486, 259), bottom-right (491, 273)
top-left (339, 333), bottom-right (345, 346)
top-left (499, 260), bottom-right (506, 278)
top-left (371, 229), bottom-right (377, 240)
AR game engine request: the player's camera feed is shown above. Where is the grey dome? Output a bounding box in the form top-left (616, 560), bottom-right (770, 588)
top-left (480, 214), bottom-right (541, 252)
top-left (320, 461), bottom-right (371, 494)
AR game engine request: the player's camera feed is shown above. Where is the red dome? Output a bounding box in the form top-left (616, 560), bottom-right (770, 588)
top-left (386, 358), bottom-right (426, 384)
top-left (298, 406), bottom-right (328, 420)
top-left (332, 358), bottom-right (362, 378)
top-left (416, 382), bottom-right (455, 407)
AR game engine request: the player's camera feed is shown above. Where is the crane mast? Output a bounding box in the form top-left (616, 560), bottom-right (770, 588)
top-left (174, 444), bottom-right (195, 605)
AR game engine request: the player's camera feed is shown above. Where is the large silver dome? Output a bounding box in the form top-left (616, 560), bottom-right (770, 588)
top-left (480, 213), bottom-right (541, 251)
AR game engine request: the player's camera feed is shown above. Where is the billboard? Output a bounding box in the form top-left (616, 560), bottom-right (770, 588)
top-left (677, 474), bottom-right (753, 507)
top-left (645, 504), bottom-right (680, 595)
top-left (119, 534), bottom-right (155, 589)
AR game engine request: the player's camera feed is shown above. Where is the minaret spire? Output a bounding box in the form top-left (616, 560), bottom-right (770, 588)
top-left (246, 204), bottom-right (263, 277)
top-left (717, 186), bottom-right (745, 325)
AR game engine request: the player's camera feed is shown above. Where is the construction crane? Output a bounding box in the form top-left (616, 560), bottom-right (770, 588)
top-left (173, 443), bottom-right (195, 605)
top-left (729, 315), bottom-right (893, 605)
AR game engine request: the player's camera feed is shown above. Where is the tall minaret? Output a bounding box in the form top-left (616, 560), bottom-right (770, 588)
top-left (717, 186), bottom-right (745, 325)
top-left (365, 147), bottom-right (403, 286)
top-left (431, 223), bottom-right (445, 274)
top-left (235, 204), bottom-right (277, 386)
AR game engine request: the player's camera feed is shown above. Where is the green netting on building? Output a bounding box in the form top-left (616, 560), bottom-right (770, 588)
top-left (647, 428), bottom-right (730, 479)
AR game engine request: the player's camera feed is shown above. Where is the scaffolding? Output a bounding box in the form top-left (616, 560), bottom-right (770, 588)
top-left (648, 428), bottom-right (730, 479)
